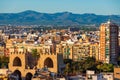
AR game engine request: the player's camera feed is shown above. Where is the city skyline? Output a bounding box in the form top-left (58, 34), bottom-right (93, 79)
top-left (0, 0), bottom-right (120, 15)
top-left (0, 0), bottom-right (120, 80)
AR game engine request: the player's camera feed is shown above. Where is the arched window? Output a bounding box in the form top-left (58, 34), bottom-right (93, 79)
top-left (44, 57), bottom-right (53, 68)
top-left (13, 70), bottom-right (22, 80)
top-left (13, 57), bottom-right (22, 66)
top-left (25, 73), bottom-right (33, 80)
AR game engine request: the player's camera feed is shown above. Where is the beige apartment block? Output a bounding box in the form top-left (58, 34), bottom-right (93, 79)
top-left (99, 20), bottom-right (119, 64)
top-left (90, 42), bottom-right (99, 61)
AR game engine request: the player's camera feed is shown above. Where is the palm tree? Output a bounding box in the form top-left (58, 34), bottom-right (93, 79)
top-left (31, 49), bottom-right (40, 66)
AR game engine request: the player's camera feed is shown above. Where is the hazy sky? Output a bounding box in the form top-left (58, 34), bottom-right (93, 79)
top-left (0, 0), bottom-right (120, 15)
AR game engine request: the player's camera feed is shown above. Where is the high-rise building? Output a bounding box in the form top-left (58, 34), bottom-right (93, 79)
top-left (100, 20), bottom-right (119, 64)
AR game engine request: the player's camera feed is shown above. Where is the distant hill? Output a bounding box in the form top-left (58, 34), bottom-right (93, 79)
top-left (0, 10), bottom-right (120, 26)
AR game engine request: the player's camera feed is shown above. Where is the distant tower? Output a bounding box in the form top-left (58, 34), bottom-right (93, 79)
top-left (99, 20), bottom-right (119, 64)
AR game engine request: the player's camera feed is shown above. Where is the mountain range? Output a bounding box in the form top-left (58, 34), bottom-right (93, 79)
top-left (0, 10), bottom-right (120, 26)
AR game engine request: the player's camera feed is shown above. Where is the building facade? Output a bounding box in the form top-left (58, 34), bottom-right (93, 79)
top-left (100, 20), bottom-right (119, 64)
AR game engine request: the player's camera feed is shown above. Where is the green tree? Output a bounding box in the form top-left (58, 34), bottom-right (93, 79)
top-left (64, 63), bottom-right (72, 75)
top-left (97, 63), bottom-right (113, 72)
top-left (71, 61), bottom-right (78, 74)
top-left (31, 49), bottom-right (40, 59)
top-left (97, 64), bottom-right (102, 72)
top-left (63, 57), bottom-right (110, 75)
top-left (64, 59), bottom-right (72, 64)
top-left (77, 61), bottom-right (84, 73)
top-left (82, 57), bottom-right (96, 71)
top-left (31, 49), bottom-right (40, 66)
top-left (0, 56), bottom-right (9, 68)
